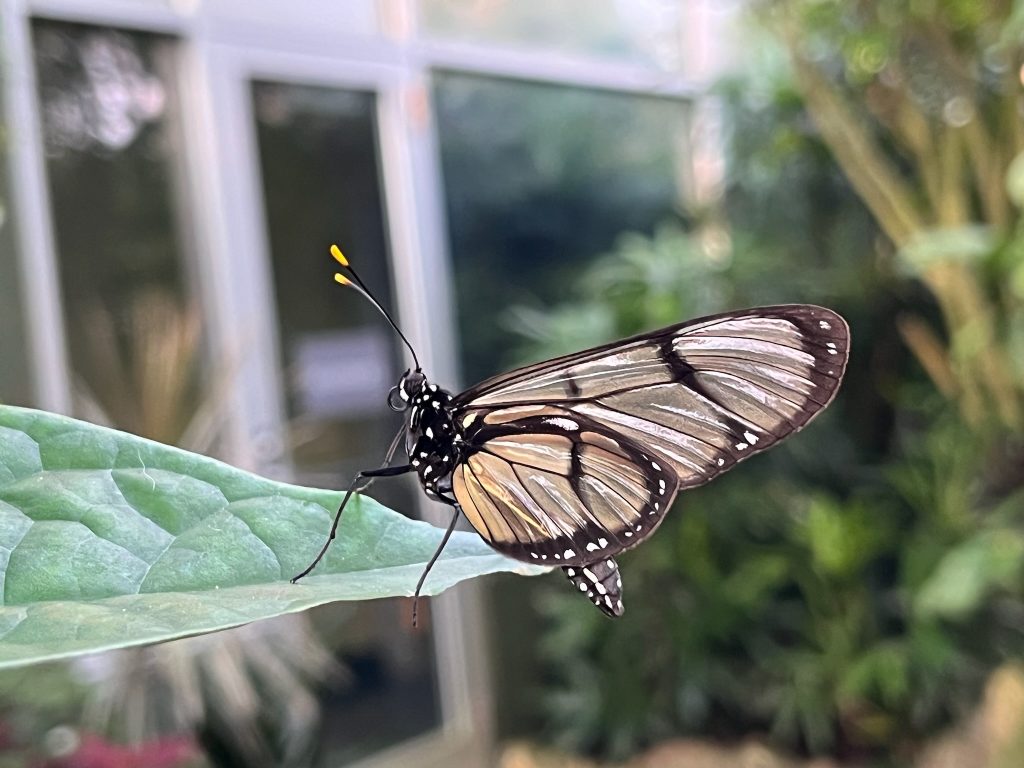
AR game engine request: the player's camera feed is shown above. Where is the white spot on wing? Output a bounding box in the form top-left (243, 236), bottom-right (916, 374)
top-left (545, 417), bottom-right (579, 431)
top-left (743, 430), bottom-right (759, 444)
top-left (819, 320), bottom-right (832, 330)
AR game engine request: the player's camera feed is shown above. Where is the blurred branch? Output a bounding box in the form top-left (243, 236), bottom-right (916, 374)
top-left (896, 314), bottom-right (959, 402)
top-left (937, 128), bottom-right (967, 226)
top-left (782, 35), bottom-right (923, 247)
top-left (963, 114), bottom-right (1010, 232)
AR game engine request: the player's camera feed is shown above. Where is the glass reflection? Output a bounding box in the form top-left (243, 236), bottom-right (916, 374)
top-left (33, 20), bottom-right (199, 445)
top-left (434, 73), bottom-right (689, 384)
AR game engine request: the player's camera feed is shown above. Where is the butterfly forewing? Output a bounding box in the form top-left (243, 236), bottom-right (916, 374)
top-left (451, 305), bottom-right (849, 556)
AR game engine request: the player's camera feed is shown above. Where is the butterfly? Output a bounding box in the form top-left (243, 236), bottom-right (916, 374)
top-left (292, 245), bottom-right (850, 623)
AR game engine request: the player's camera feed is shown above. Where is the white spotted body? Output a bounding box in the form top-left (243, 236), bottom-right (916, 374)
top-left (563, 559), bottom-right (625, 617)
top-left (399, 371), bottom-right (460, 502)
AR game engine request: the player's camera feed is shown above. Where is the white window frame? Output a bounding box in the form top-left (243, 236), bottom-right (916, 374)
top-left (1, 1), bottom-right (724, 765)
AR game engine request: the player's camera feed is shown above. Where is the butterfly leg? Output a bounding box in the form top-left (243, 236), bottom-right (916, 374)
top-left (291, 462), bottom-right (412, 583)
top-left (411, 504), bottom-right (461, 628)
top-left (563, 559), bottom-right (625, 618)
top-left (352, 424), bottom-right (405, 494)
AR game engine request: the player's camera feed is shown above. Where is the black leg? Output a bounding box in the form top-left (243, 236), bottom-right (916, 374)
top-left (291, 463), bottom-right (412, 583)
top-left (353, 425), bottom-right (405, 495)
top-left (411, 505), bottom-right (461, 628)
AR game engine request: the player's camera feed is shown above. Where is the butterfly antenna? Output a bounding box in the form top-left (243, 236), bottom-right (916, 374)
top-left (331, 244), bottom-right (421, 370)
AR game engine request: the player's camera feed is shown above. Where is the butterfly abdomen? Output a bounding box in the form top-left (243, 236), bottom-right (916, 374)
top-left (564, 559), bottom-right (625, 617)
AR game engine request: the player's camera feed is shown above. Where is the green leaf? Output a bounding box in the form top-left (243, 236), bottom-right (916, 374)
top-left (840, 641), bottom-right (910, 708)
top-left (0, 406), bottom-right (545, 668)
top-left (915, 529), bottom-right (1024, 619)
top-left (896, 225), bottom-right (997, 275)
top-left (802, 496), bottom-right (887, 579)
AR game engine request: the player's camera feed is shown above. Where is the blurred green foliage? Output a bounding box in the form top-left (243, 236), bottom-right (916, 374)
top-left (521, 2), bottom-right (1024, 763)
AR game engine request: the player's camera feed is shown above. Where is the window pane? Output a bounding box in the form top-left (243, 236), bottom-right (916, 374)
top-left (0, 101), bottom-right (33, 407)
top-left (420, 0), bottom-right (684, 68)
top-left (434, 73), bottom-right (689, 383)
top-left (251, 80), bottom-right (441, 765)
top-left (32, 19), bottom-right (202, 444)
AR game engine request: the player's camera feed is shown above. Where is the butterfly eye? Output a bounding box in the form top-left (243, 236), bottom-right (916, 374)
top-left (387, 386), bottom-right (407, 412)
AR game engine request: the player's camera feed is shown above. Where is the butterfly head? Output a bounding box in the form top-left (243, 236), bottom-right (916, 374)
top-left (389, 368), bottom-right (426, 411)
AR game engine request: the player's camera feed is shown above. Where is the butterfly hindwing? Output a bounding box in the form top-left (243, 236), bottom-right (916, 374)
top-left (451, 413), bottom-right (679, 566)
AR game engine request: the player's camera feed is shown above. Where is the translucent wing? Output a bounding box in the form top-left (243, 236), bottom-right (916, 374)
top-left (451, 413), bottom-right (678, 567)
top-left (453, 305), bottom-right (849, 495)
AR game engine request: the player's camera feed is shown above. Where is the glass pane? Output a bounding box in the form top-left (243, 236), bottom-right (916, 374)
top-left (434, 73), bottom-right (689, 384)
top-left (0, 92), bottom-right (33, 407)
top-left (420, 0), bottom-right (684, 68)
top-left (251, 80), bottom-right (441, 765)
top-left (435, 72), bottom-right (690, 745)
top-left (32, 19), bottom-right (202, 445)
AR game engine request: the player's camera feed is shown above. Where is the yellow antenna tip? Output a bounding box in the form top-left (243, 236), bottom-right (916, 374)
top-left (334, 273), bottom-right (352, 286)
top-left (330, 244), bottom-right (349, 267)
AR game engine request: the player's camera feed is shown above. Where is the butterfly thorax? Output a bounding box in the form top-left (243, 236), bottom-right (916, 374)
top-left (404, 379), bottom-right (460, 501)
